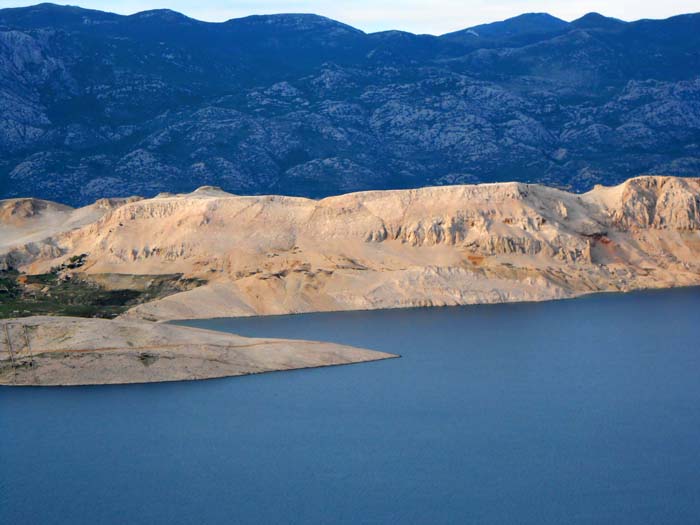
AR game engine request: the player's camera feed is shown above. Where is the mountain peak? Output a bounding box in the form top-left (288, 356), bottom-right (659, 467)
top-left (129, 9), bottom-right (195, 23)
top-left (226, 13), bottom-right (364, 35)
top-left (443, 12), bottom-right (569, 41)
top-left (0, 2), bottom-right (119, 27)
top-left (571, 12), bottom-right (626, 29)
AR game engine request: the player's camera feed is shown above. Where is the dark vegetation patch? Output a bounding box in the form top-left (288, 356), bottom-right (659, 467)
top-left (138, 352), bottom-right (159, 367)
top-left (0, 269), bottom-right (206, 319)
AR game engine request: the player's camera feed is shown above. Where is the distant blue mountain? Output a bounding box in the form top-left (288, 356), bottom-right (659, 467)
top-left (442, 12), bottom-right (570, 43)
top-left (571, 12), bottom-right (626, 30)
top-left (0, 3), bottom-right (699, 204)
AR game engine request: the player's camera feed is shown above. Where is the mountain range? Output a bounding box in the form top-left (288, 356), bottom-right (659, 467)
top-left (1, 3), bottom-right (699, 205)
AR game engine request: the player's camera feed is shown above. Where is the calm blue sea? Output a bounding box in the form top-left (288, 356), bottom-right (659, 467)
top-left (2, 288), bottom-right (700, 524)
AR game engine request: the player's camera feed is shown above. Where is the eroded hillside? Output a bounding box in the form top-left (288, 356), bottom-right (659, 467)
top-left (1, 176), bottom-right (699, 321)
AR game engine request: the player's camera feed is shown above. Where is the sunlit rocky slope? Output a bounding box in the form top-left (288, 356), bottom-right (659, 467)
top-left (2, 176), bottom-right (699, 322)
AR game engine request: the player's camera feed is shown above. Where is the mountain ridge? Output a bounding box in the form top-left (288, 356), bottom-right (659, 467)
top-left (1, 4), bottom-right (699, 206)
top-left (4, 3), bottom-right (696, 34)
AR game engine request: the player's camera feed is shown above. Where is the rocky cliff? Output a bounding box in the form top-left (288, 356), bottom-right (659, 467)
top-left (2, 176), bottom-right (699, 321)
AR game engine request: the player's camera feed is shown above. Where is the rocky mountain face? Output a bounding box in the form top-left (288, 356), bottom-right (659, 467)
top-left (0, 4), bottom-right (699, 205)
top-left (2, 176), bottom-right (699, 320)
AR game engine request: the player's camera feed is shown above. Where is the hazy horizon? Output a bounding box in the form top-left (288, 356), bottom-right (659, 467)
top-left (1, 0), bottom-right (698, 34)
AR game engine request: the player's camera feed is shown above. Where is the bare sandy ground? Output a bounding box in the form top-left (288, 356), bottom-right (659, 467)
top-left (0, 316), bottom-right (396, 386)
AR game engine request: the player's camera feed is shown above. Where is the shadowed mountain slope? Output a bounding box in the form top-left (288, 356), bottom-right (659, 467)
top-left (0, 4), bottom-right (699, 205)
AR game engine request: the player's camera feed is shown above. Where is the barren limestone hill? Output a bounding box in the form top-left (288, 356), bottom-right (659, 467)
top-left (0, 316), bottom-right (396, 386)
top-left (0, 195), bottom-right (140, 251)
top-left (1, 176), bottom-right (700, 321)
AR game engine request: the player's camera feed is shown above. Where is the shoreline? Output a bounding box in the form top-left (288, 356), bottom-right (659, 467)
top-left (164, 283), bottom-right (700, 324)
top-left (1, 351), bottom-right (399, 389)
top-left (2, 280), bottom-right (698, 388)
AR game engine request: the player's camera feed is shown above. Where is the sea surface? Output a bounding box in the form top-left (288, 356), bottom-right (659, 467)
top-left (2, 288), bottom-right (700, 524)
